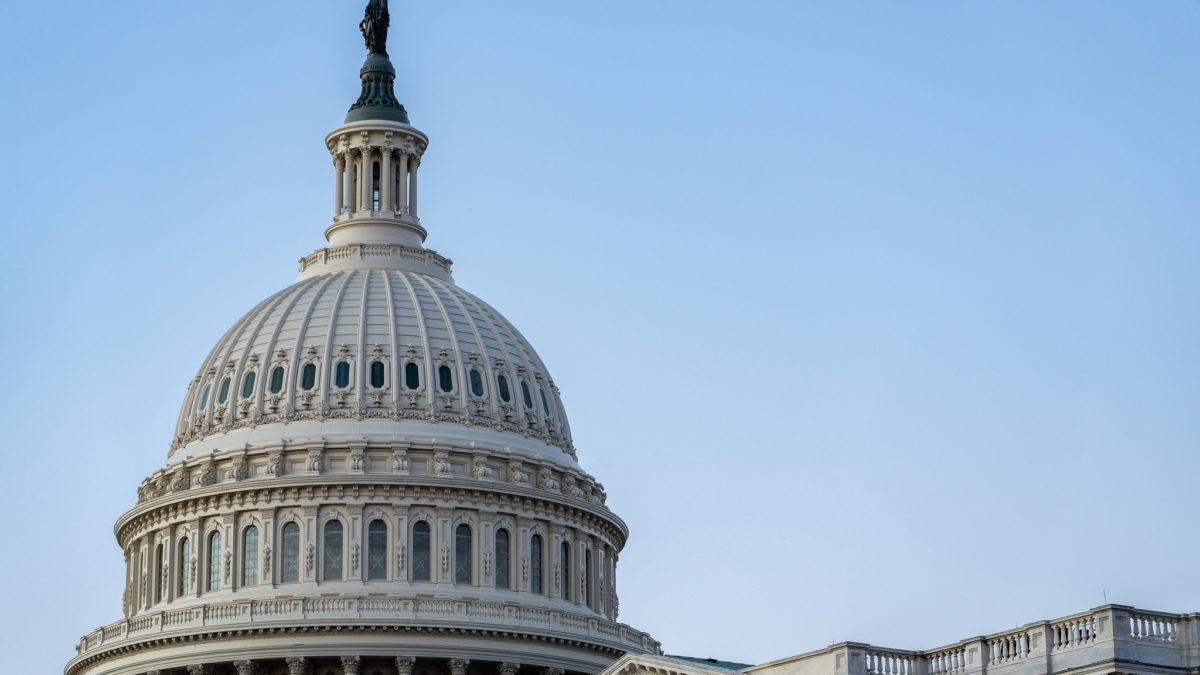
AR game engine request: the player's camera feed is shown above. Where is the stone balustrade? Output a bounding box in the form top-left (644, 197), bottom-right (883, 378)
top-left (747, 605), bottom-right (1200, 675)
top-left (72, 593), bottom-right (658, 662)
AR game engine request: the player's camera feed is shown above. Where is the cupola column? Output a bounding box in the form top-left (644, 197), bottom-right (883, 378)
top-left (408, 155), bottom-right (420, 218)
top-left (343, 148), bottom-right (355, 213)
top-left (334, 155), bottom-right (345, 217)
top-left (358, 148), bottom-right (369, 213)
top-left (397, 151), bottom-right (409, 214)
top-left (380, 146), bottom-right (393, 214)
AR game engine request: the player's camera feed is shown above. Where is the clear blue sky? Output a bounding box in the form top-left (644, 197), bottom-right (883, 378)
top-left (2, 2), bottom-right (1198, 672)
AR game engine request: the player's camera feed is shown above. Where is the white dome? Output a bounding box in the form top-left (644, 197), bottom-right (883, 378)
top-left (171, 265), bottom-right (576, 465)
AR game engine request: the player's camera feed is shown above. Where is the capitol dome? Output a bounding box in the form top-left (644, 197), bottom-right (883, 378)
top-left (68, 6), bottom-right (657, 675)
top-left (169, 264), bottom-right (577, 466)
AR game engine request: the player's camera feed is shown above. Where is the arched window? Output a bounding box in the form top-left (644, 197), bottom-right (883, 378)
top-left (370, 360), bottom-right (385, 388)
top-left (300, 363), bottom-right (317, 390)
top-left (218, 377), bottom-right (231, 405)
top-left (411, 521), bottom-right (431, 582)
top-left (335, 361), bottom-right (350, 388)
top-left (494, 529), bottom-right (510, 589)
top-left (521, 381), bottom-right (533, 409)
top-left (404, 362), bottom-right (420, 390)
top-left (281, 522), bottom-right (300, 583)
top-left (438, 364), bottom-right (453, 392)
top-left (207, 531), bottom-right (221, 591)
top-left (367, 520), bottom-right (387, 580)
top-left (178, 537), bottom-right (191, 595)
top-left (455, 524), bottom-right (472, 584)
top-left (241, 371), bottom-right (256, 399)
top-left (268, 366), bottom-right (285, 394)
top-left (561, 542), bottom-right (571, 601)
top-left (199, 383), bottom-right (211, 411)
top-left (372, 160), bottom-right (381, 211)
top-left (469, 368), bottom-right (484, 397)
top-left (530, 534), bottom-right (543, 594)
top-left (154, 544), bottom-right (164, 603)
top-left (242, 526), bottom-right (259, 586)
top-left (540, 387), bottom-right (551, 416)
top-left (497, 374), bottom-right (511, 402)
top-left (324, 520), bottom-right (344, 581)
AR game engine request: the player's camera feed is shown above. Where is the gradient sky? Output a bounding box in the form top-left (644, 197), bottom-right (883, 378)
top-left (2, 2), bottom-right (1199, 673)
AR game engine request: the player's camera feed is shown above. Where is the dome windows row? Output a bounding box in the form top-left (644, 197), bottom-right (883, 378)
top-left (193, 354), bottom-right (556, 418)
top-left (138, 516), bottom-right (608, 613)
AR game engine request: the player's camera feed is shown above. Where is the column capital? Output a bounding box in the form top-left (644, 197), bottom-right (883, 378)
top-left (498, 663), bottom-right (520, 675)
top-left (233, 661), bottom-right (256, 675)
top-left (543, 669), bottom-right (565, 675)
top-left (342, 656), bottom-right (362, 675)
top-left (396, 656), bottom-right (417, 675)
top-left (187, 666), bottom-right (208, 675)
top-left (333, 154), bottom-right (345, 167)
top-left (448, 658), bottom-right (471, 675)
top-left (286, 657), bottom-right (308, 675)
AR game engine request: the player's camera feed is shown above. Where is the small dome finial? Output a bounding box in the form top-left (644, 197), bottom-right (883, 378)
top-left (347, 0), bottom-right (409, 124)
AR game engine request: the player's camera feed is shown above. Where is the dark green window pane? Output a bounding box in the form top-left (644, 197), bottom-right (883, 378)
top-left (561, 542), bottom-right (570, 601)
top-left (367, 520), bottom-right (387, 580)
top-left (178, 537), bottom-right (191, 595)
top-left (530, 534), bottom-right (543, 594)
top-left (469, 369), bottom-right (484, 397)
top-left (521, 381), bottom-right (533, 409)
top-left (242, 526), bottom-right (259, 586)
top-left (498, 375), bottom-right (511, 402)
top-left (372, 161), bottom-right (381, 211)
top-left (404, 362), bottom-right (420, 389)
top-left (207, 532), bottom-right (221, 591)
top-left (269, 366), bottom-right (284, 394)
top-left (323, 520), bottom-right (343, 581)
top-left (301, 363), bottom-right (316, 390)
top-left (281, 523), bottom-right (300, 582)
top-left (412, 521), bottom-right (431, 581)
top-left (455, 524), bottom-right (471, 584)
top-left (218, 377), bottom-right (231, 405)
top-left (540, 388), bottom-right (550, 416)
top-left (335, 361), bottom-right (350, 388)
top-left (495, 529), bottom-right (510, 589)
top-left (199, 383), bottom-right (211, 411)
top-left (438, 365), bottom-right (453, 392)
top-left (241, 371), bottom-right (256, 399)
top-left (584, 549), bottom-right (592, 606)
top-left (154, 545), bottom-right (164, 603)
top-left (370, 360), bottom-right (385, 388)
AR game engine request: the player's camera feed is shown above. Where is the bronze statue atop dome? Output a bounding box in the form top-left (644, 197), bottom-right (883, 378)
top-left (360, 0), bottom-right (389, 55)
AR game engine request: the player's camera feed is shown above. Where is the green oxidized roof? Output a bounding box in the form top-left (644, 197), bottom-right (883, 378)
top-left (346, 52), bottom-right (410, 124)
top-left (667, 656), bottom-right (754, 671)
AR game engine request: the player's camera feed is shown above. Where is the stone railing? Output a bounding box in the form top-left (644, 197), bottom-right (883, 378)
top-left (747, 605), bottom-right (1200, 675)
top-left (73, 594), bottom-right (659, 659)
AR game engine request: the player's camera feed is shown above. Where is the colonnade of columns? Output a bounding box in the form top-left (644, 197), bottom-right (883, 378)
top-left (333, 145), bottom-right (420, 218)
top-left (145, 657), bottom-right (570, 675)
